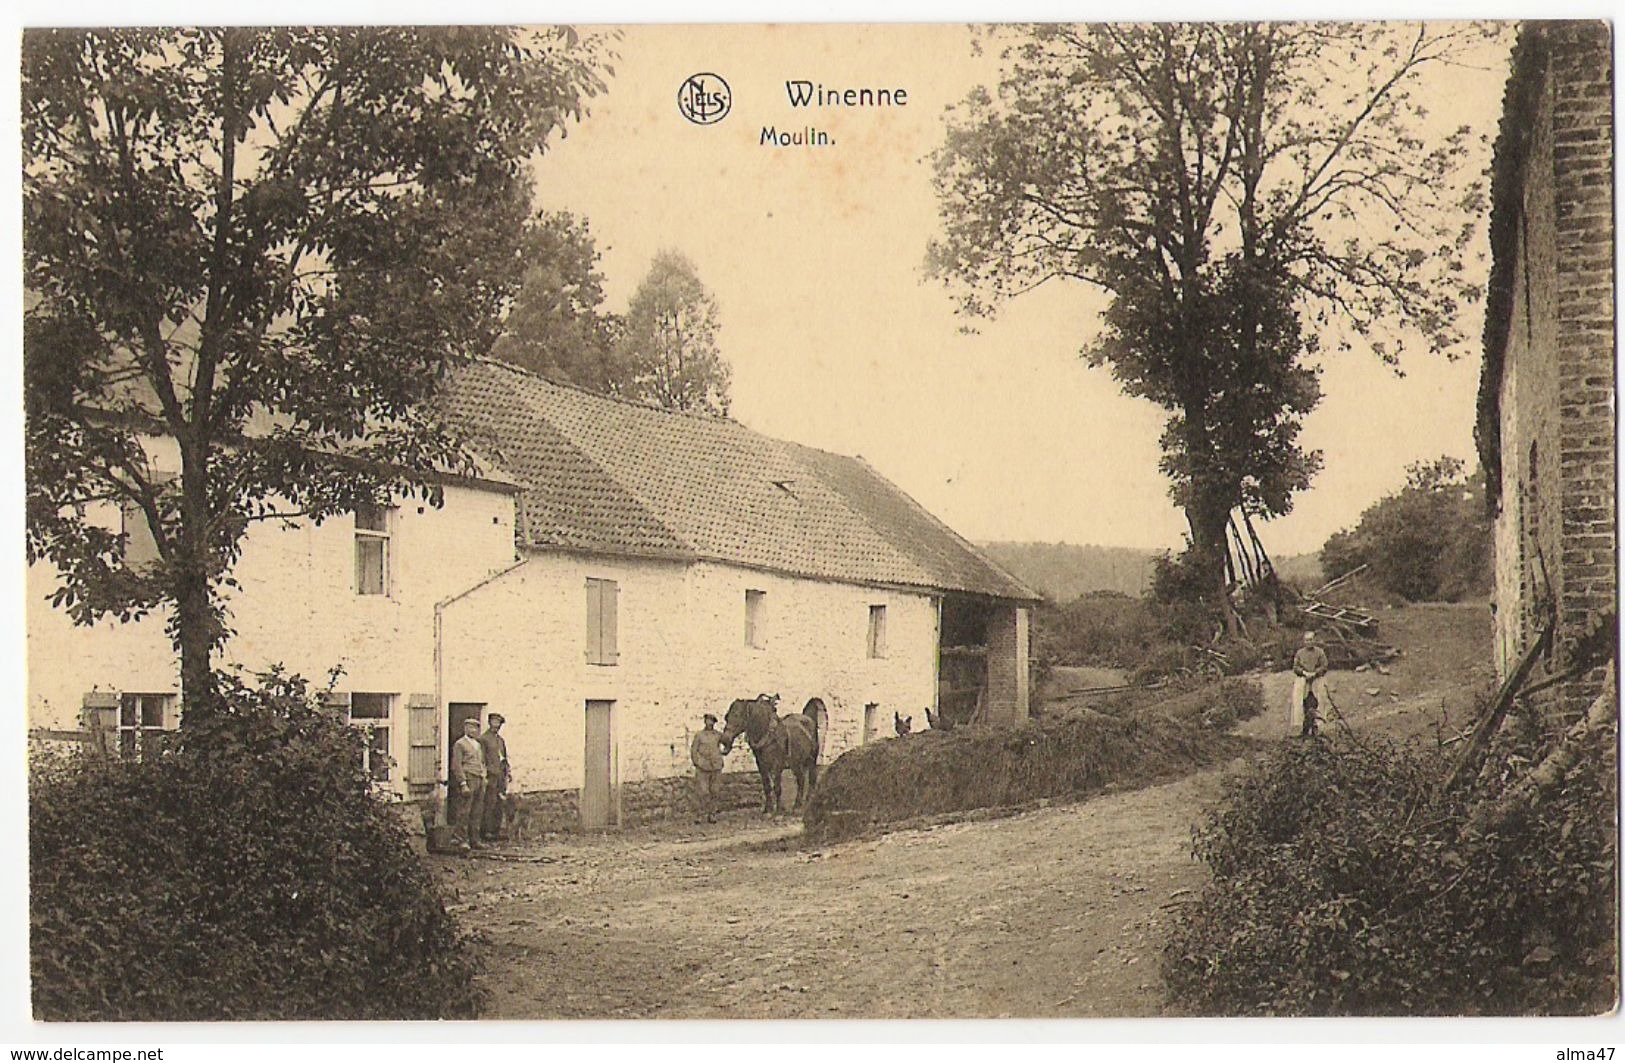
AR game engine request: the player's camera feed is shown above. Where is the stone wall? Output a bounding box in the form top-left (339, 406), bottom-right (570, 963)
top-left (505, 772), bottom-right (779, 833)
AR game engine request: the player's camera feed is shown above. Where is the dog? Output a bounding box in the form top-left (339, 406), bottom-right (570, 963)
top-left (501, 792), bottom-right (533, 844)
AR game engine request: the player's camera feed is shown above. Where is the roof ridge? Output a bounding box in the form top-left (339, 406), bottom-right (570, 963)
top-left (470, 354), bottom-right (742, 426)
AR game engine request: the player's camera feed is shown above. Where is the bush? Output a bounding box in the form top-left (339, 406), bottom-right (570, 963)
top-left (30, 669), bottom-right (485, 1020)
top-left (1163, 725), bottom-right (1617, 1015)
top-left (1032, 591), bottom-right (1166, 670)
top-left (1197, 678), bottom-right (1266, 730)
top-left (1318, 457), bottom-right (1492, 602)
top-left (1150, 548), bottom-right (1223, 645)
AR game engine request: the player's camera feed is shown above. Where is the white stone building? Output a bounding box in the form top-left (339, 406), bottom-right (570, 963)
top-left (28, 358), bottom-right (1038, 826)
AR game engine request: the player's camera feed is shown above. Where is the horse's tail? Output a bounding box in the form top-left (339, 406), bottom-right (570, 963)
top-left (803, 697), bottom-right (829, 762)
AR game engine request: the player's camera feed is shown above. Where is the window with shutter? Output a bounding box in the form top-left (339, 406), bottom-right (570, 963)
top-left (406, 694), bottom-right (439, 789)
top-left (585, 578), bottom-right (620, 666)
top-left (80, 691), bottom-right (120, 756)
top-left (867, 604), bottom-right (888, 659)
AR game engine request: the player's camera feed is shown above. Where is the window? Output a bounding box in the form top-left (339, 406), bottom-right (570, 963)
top-left (120, 500), bottom-right (161, 568)
top-left (118, 693), bottom-right (173, 757)
top-left (867, 604), bottom-right (888, 659)
top-left (354, 505), bottom-right (392, 596)
top-left (745, 589), bottom-right (767, 648)
top-left (586, 578), bottom-right (619, 666)
top-left (349, 692), bottom-right (394, 782)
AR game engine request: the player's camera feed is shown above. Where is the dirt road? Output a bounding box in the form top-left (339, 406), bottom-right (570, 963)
top-left (440, 602), bottom-right (1491, 1020)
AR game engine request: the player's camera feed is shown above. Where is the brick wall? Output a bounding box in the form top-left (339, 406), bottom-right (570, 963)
top-left (983, 604), bottom-right (1031, 725)
top-left (1550, 22), bottom-right (1617, 719)
top-left (1491, 21), bottom-right (1616, 720)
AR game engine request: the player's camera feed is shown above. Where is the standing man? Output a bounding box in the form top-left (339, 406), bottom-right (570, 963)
top-left (479, 713), bottom-right (510, 842)
top-left (449, 717), bottom-right (488, 850)
top-left (1291, 630), bottom-right (1331, 737)
top-left (690, 713), bottom-right (726, 823)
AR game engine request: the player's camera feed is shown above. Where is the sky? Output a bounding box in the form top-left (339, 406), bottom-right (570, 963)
top-left (527, 23), bottom-right (1513, 558)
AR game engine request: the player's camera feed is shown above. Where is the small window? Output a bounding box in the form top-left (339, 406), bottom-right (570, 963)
top-left (117, 693), bottom-right (173, 758)
top-left (586, 578), bottom-right (619, 666)
top-left (348, 692), bottom-right (394, 782)
top-left (121, 500), bottom-right (161, 568)
top-left (867, 604), bottom-right (888, 659)
top-left (745, 589), bottom-right (767, 648)
top-left (354, 505), bottom-right (392, 596)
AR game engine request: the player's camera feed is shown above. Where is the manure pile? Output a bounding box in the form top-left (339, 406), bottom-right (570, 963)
top-left (803, 710), bottom-right (1253, 845)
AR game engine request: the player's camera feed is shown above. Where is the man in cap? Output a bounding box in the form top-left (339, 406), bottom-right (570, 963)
top-left (449, 716), bottom-right (488, 850)
top-left (478, 713), bottom-right (510, 842)
top-left (690, 713), bottom-right (726, 823)
top-left (1291, 630), bottom-right (1331, 737)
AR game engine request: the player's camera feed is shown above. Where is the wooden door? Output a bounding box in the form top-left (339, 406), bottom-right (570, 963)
top-left (582, 700), bottom-right (617, 829)
top-left (447, 702), bottom-right (484, 769)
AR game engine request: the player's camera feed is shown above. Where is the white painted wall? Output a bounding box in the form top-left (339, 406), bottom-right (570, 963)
top-left (27, 469), bottom-right (519, 790)
top-left (439, 554), bottom-right (939, 795)
top-left (29, 451), bottom-right (949, 805)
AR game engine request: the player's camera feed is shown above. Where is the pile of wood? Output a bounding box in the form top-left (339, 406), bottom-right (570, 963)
top-left (1288, 564), bottom-right (1402, 668)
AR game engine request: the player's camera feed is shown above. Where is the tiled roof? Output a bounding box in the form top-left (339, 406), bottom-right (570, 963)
top-left (442, 359), bottom-right (1038, 601)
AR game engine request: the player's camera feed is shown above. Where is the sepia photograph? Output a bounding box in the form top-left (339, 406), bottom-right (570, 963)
top-left (13, 14), bottom-right (1619, 1034)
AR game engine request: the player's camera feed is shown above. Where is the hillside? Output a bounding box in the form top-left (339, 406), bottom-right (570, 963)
top-left (1270, 551), bottom-right (1322, 589)
top-left (980, 541), bottom-right (1324, 603)
top-left (978, 542), bottom-right (1157, 601)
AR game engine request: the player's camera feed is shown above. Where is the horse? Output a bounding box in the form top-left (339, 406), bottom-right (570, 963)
top-left (720, 694), bottom-right (827, 814)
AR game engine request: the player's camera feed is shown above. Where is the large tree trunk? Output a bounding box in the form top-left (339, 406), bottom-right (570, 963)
top-left (1187, 500), bottom-right (1241, 639)
top-left (175, 444), bottom-right (221, 722)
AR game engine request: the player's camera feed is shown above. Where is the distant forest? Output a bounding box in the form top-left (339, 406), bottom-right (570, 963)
top-left (979, 541), bottom-right (1322, 603)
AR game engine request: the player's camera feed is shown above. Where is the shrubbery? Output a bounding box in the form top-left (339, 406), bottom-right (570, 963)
top-left (30, 670), bottom-right (485, 1020)
top-left (1163, 723), bottom-right (1617, 1015)
top-left (1196, 678), bottom-right (1266, 731)
top-left (1032, 591), bottom-right (1163, 670)
top-left (1319, 457), bottom-right (1491, 602)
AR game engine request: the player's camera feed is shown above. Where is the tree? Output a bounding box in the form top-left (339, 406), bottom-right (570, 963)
top-left (930, 24), bottom-right (1495, 631)
top-left (489, 210), bottom-right (628, 393)
top-left (618, 249), bottom-right (732, 415)
top-left (1319, 456), bottom-right (1491, 601)
top-left (24, 28), bottom-right (606, 715)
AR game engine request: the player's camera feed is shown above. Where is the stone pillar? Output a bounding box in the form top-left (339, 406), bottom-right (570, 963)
top-left (984, 604), bottom-right (1031, 725)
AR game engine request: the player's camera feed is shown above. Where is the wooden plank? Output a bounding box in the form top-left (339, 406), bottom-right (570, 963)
top-left (1446, 614), bottom-right (1555, 791)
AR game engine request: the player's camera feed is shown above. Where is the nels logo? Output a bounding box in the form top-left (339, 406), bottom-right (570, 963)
top-left (678, 73), bottom-right (732, 125)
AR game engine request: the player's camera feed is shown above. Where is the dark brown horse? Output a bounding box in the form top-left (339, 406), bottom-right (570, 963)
top-left (721, 694), bottom-right (827, 813)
